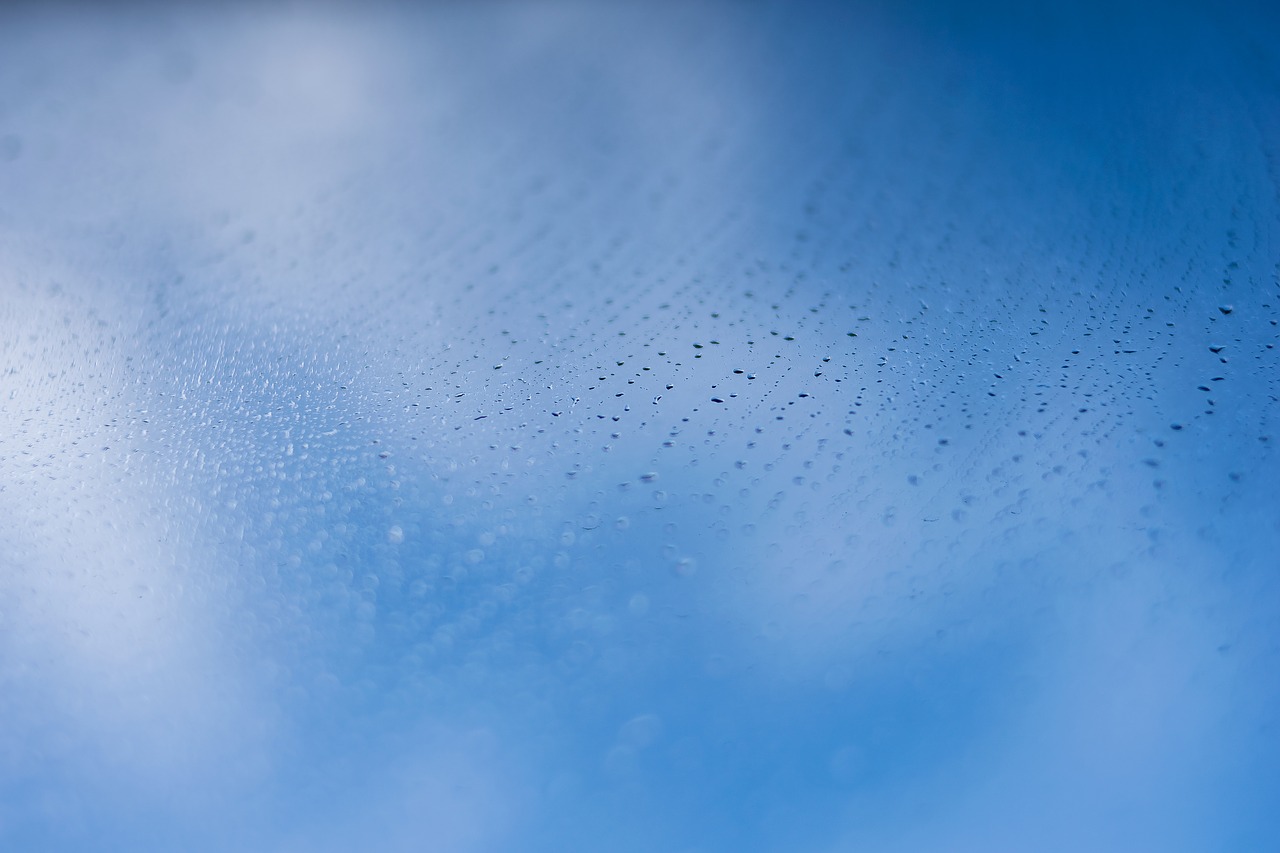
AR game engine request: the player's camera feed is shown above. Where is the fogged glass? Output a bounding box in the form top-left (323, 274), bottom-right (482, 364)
top-left (1, 2), bottom-right (1277, 850)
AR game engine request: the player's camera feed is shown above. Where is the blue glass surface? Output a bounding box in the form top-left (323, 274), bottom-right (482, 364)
top-left (1, 1), bottom-right (1277, 850)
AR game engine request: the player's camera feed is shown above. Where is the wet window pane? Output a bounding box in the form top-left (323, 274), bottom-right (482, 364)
top-left (2, 1), bottom-right (1278, 850)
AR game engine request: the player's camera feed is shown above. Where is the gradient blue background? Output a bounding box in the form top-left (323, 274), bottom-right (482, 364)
top-left (1, 1), bottom-right (1277, 850)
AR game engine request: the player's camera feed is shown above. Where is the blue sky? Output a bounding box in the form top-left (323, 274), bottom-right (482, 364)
top-left (1, 1), bottom-right (1277, 850)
